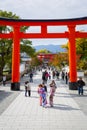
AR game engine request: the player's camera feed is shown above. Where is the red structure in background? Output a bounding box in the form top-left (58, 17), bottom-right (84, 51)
top-left (0, 17), bottom-right (87, 90)
top-left (37, 53), bottom-right (55, 63)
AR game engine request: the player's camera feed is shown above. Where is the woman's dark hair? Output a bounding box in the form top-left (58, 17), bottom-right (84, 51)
top-left (25, 81), bottom-right (29, 84)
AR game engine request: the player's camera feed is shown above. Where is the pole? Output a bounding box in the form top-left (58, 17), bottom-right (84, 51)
top-left (11, 26), bottom-right (20, 90)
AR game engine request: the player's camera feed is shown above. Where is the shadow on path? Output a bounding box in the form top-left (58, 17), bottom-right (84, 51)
top-left (51, 103), bottom-right (80, 111)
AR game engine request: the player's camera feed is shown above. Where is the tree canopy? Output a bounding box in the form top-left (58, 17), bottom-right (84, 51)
top-left (0, 10), bottom-right (35, 76)
top-left (62, 38), bottom-right (87, 70)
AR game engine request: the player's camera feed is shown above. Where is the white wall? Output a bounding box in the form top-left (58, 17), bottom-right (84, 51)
top-left (20, 63), bottom-right (26, 73)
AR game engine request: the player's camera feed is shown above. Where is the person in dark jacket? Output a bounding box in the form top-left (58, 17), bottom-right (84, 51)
top-left (77, 77), bottom-right (85, 95)
top-left (29, 72), bottom-right (33, 82)
top-left (65, 72), bottom-right (68, 84)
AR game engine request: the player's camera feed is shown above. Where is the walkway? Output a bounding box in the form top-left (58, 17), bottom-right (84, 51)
top-left (0, 71), bottom-right (87, 130)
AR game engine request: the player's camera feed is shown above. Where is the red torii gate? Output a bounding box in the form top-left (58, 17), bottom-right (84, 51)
top-left (0, 17), bottom-right (87, 90)
top-left (37, 53), bottom-right (55, 62)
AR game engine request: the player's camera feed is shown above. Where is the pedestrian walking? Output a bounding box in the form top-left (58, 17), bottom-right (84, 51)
top-left (48, 72), bottom-right (51, 79)
top-left (77, 77), bottom-right (85, 95)
top-left (52, 70), bottom-right (55, 79)
top-left (3, 75), bottom-right (6, 86)
top-left (42, 70), bottom-right (49, 84)
top-left (61, 71), bottom-right (65, 80)
top-left (56, 71), bottom-right (60, 79)
top-left (42, 71), bottom-right (46, 83)
top-left (25, 81), bottom-right (31, 97)
top-left (65, 72), bottom-right (68, 84)
top-left (29, 71), bottom-right (33, 82)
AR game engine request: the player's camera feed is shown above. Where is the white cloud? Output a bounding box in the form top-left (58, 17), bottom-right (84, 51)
top-left (0, 0), bottom-right (87, 19)
top-left (0, 0), bottom-right (87, 46)
top-left (31, 39), bottom-right (68, 46)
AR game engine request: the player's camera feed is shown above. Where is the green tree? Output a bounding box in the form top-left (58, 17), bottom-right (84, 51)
top-left (0, 10), bottom-right (19, 75)
top-left (20, 39), bottom-right (35, 57)
top-left (36, 49), bottom-right (51, 54)
top-left (76, 38), bottom-right (87, 60)
top-left (76, 38), bottom-right (87, 70)
top-left (0, 10), bottom-right (35, 77)
top-left (61, 38), bottom-right (87, 70)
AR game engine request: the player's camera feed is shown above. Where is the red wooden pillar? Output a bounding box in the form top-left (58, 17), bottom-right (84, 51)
top-left (41, 25), bottom-right (47, 36)
top-left (11, 26), bottom-right (20, 90)
top-left (68, 25), bottom-right (77, 90)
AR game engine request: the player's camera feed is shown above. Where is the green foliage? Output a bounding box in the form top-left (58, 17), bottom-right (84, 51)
top-left (0, 10), bottom-right (35, 76)
top-left (75, 38), bottom-right (87, 70)
top-left (36, 49), bottom-right (51, 54)
top-left (0, 10), bottom-right (20, 75)
top-left (61, 43), bottom-right (69, 50)
top-left (20, 39), bottom-right (35, 57)
top-left (76, 38), bottom-right (87, 60)
top-left (0, 10), bottom-right (19, 18)
top-left (77, 60), bottom-right (87, 70)
top-left (62, 38), bottom-right (87, 70)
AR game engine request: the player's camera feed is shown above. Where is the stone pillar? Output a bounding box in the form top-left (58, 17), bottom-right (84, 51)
top-left (68, 25), bottom-right (77, 90)
top-left (11, 26), bottom-right (20, 90)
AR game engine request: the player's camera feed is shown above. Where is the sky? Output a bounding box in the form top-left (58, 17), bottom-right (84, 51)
top-left (0, 0), bottom-right (87, 46)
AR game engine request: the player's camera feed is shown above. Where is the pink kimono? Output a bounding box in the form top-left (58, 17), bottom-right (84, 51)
top-left (49, 85), bottom-right (56, 107)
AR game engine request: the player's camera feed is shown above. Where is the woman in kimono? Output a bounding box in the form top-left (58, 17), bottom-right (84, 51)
top-left (38, 84), bottom-right (47, 107)
top-left (49, 80), bottom-right (57, 107)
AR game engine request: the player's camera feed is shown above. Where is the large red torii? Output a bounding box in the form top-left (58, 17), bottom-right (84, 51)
top-left (0, 17), bottom-right (87, 90)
